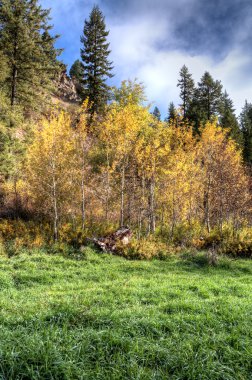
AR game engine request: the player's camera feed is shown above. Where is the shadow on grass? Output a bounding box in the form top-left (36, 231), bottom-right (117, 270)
top-left (149, 251), bottom-right (252, 278)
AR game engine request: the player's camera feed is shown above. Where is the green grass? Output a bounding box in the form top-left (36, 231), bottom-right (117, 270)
top-left (0, 249), bottom-right (252, 379)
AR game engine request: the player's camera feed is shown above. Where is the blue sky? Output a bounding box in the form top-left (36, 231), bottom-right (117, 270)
top-left (41, 0), bottom-right (252, 118)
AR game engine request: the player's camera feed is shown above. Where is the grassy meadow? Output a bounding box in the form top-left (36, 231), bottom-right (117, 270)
top-left (0, 248), bottom-right (252, 379)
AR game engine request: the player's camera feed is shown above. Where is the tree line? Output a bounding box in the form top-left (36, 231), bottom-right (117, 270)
top-left (25, 94), bottom-right (249, 242)
top-left (0, 0), bottom-right (251, 247)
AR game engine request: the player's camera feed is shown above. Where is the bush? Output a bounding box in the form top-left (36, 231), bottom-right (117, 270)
top-left (116, 238), bottom-right (175, 260)
top-left (199, 227), bottom-right (252, 258)
top-left (220, 240), bottom-right (252, 258)
top-left (0, 239), bottom-right (7, 257)
top-left (0, 220), bottom-right (48, 248)
top-left (157, 221), bottom-right (205, 248)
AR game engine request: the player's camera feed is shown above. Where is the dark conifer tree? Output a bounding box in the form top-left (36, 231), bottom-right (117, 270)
top-left (69, 59), bottom-right (84, 97)
top-left (197, 72), bottom-right (223, 122)
top-left (0, 0), bottom-right (61, 111)
top-left (177, 65), bottom-right (195, 118)
top-left (240, 101), bottom-right (252, 165)
top-left (189, 71), bottom-right (222, 133)
top-left (152, 106), bottom-right (161, 121)
top-left (165, 102), bottom-right (177, 124)
top-left (80, 5), bottom-right (113, 114)
top-left (70, 60), bottom-right (83, 82)
top-left (219, 91), bottom-right (242, 144)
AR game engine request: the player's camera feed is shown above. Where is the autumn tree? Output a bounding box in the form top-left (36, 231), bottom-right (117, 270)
top-left (134, 118), bottom-right (171, 234)
top-left (112, 79), bottom-right (146, 107)
top-left (26, 111), bottom-right (75, 240)
top-left (95, 101), bottom-right (152, 227)
top-left (198, 122), bottom-right (249, 233)
top-left (156, 123), bottom-right (200, 237)
top-left (72, 101), bottom-right (90, 229)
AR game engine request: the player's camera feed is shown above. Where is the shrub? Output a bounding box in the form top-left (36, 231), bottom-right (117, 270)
top-left (200, 227), bottom-right (252, 258)
top-left (220, 240), bottom-right (252, 258)
top-left (0, 239), bottom-right (7, 257)
top-left (0, 220), bottom-right (49, 248)
top-left (116, 238), bottom-right (175, 260)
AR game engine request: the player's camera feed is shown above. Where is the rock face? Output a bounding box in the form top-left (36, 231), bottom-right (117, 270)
top-left (54, 70), bottom-right (81, 103)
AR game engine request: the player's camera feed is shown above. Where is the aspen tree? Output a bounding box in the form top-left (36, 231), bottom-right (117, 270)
top-left (27, 111), bottom-right (75, 240)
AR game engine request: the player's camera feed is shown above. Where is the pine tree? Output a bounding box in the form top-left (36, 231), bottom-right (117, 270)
top-left (188, 72), bottom-right (223, 133)
top-left (219, 91), bottom-right (242, 144)
top-left (177, 65), bottom-right (195, 118)
top-left (70, 59), bottom-right (83, 82)
top-left (167, 102), bottom-right (176, 123)
top-left (0, 51), bottom-right (9, 84)
top-left (0, 0), bottom-right (61, 112)
top-left (196, 72), bottom-right (223, 122)
top-left (152, 106), bottom-right (161, 121)
top-left (69, 59), bottom-right (84, 97)
top-left (80, 5), bottom-right (113, 114)
top-left (240, 101), bottom-right (252, 165)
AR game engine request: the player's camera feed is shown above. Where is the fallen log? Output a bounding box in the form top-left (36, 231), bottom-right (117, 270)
top-left (87, 226), bottom-right (132, 253)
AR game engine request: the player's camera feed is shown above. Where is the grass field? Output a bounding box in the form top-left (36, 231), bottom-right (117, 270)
top-left (0, 248), bottom-right (252, 379)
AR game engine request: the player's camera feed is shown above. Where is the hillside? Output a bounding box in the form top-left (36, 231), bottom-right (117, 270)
top-left (0, 249), bottom-right (251, 379)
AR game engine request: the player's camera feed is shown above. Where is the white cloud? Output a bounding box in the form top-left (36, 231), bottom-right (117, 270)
top-left (40, 0), bottom-right (252, 117)
top-left (109, 18), bottom-right (251, 116)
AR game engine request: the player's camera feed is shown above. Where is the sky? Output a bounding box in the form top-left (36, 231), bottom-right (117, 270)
top-left (40, 0), bottom-right (252, 118)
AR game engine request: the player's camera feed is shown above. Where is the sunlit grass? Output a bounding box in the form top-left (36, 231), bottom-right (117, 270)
top-left (0, 249), bottom-right (251, 379)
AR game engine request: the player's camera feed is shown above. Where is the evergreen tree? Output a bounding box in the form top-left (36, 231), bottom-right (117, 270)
top-left (189, 71), bottom-right (223, 133)
top-left (152, 106), bottom-right (161, 121)
top-left (177, 65), bottom-right (195, 118)
top-left (240, 101), bottom-right (252, 165)
top-left (0, 0), bottom-right (61, 111)
top-left (196, 72), bottom-right (223, 122)
top-left (219, 91), bottom-right (242, 144)
top-left (167, 102), bottom-right (176, 122)
top-left (0, 51), bottom-right (9, 84)
top-left (70, 59), bottom-right (83, 82)
top-left (80, 5), bottom-right (113, 114)
top-left (69, 59), bottom-right (84, 96)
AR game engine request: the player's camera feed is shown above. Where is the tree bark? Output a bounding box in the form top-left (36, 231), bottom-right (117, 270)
top-left (148, 174), bottom-right (156, 233)
top-left (120, 164), bottom-right (125, 227)
top-left (52, 161), bottom-right (58, 242)
top-left (11, 32), bottom-right (18, 107)
top-left (203, 186), bottom-right (211, 233)
top-left (81, 144), bottom-right (86, 230)
top-left (105, 149), bottom-right (110, 223)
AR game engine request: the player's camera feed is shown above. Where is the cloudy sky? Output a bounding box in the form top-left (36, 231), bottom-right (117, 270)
top-left (40, 0), bottom-right (252, 118)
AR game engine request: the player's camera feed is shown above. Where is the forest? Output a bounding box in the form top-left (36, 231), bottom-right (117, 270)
top-left (0, 1), bottom-right (252, 259)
